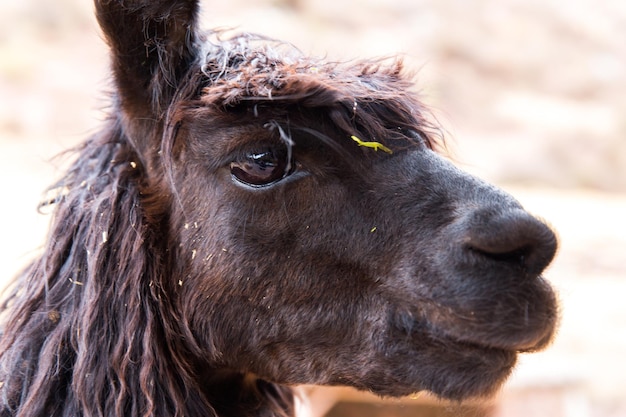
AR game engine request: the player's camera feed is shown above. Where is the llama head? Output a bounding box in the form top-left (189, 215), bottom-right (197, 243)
top-left (97, 0), bottom-right (558, 404)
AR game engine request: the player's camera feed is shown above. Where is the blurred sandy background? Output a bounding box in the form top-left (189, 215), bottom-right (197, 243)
top-left (1, 0), bottom-right (625, 416)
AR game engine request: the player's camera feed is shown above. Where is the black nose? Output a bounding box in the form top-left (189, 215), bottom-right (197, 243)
top-left (462, 207), bottom-right (557, 275)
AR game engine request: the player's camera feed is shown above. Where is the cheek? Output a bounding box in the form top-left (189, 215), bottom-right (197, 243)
top-left (172, 171), bottom-right (394, 321)
top-left (183, 274), bottom-right (389, 383)
top-left (175, 199), bottom-right (389, 371)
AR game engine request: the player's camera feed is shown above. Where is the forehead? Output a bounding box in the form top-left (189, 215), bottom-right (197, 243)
top-left (177, 32), bottom-right (441, 155)
top-left (197, 32), bottom-right (413, 108)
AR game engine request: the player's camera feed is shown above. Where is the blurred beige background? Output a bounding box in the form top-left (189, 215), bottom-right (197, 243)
top-left (1, 0), bottom-right (625, 416)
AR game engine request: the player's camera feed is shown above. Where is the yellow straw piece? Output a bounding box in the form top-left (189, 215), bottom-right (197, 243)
top-left (350, 135), bottom-right (393, 154)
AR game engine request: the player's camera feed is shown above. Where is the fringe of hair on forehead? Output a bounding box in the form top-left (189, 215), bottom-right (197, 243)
top-left (192, 31), bottom-right (444, 157)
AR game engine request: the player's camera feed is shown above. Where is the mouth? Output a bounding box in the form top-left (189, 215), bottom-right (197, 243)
top-left (424, 309), bottom-right (557, 356)
top-left (377, 283), bottom-right (558, 400)
top-left (361, 322), bottom-right (520, 401)
top-left (424, 275), bottom-right (559, 352)
top-left (421, 334), bottom-right (519, 400)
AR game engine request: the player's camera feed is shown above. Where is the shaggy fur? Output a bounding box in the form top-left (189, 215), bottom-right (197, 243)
top-left (0, 1), bottom-right (558, 416)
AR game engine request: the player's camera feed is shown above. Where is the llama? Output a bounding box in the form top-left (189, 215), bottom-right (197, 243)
top-left (0, 1), bottom-right (558, 416)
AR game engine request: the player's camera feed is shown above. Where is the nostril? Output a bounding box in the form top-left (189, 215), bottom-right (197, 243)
top-left (471, 245), bottom-right (531, 266)
top-left (462, 208), bottom-right (557, 275)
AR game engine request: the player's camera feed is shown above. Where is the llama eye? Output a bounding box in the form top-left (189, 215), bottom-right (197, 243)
top-left (230, 148), bottom-right (292, 187)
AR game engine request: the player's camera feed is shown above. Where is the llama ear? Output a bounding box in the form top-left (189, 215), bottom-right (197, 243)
top-left (95, 0), bottom-right (200, 119)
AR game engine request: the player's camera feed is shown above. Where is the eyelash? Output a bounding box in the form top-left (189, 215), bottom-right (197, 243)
top-left (229, 145), bottom-right (294, 188)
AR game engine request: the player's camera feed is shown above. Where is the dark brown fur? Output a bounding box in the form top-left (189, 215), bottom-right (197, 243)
top-left (0, 1), bottom-right (558, 416)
